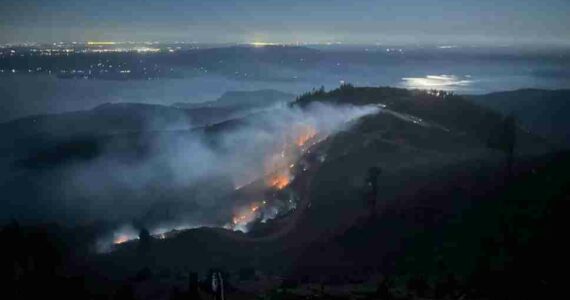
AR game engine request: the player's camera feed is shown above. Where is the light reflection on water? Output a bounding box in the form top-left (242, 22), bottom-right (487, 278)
top-left (401, 74), bottom-right (473, 91)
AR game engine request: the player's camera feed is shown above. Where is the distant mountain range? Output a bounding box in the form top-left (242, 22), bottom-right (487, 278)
top-left (0, 89), bottom-right (293, 140)
top-left (173, 89), bottom-right (294, 109)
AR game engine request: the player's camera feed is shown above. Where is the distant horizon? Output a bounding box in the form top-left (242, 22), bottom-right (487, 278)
top-left (3, 0), bottom-right (569, 49)
top-left (3, 40), bottom-right (570, 49)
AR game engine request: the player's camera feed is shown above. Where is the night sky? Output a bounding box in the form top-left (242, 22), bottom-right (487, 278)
top-left (1, 0), bottom-right (569, 45)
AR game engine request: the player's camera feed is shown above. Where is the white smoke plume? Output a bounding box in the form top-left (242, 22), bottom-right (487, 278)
top-left (54, 102), bottom-right (379, 251)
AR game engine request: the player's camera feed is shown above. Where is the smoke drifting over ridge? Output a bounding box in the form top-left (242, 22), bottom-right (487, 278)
top-left (92, 102), bottom-right (379, 251)
top-left (1, 101), bottom-right (379, 251)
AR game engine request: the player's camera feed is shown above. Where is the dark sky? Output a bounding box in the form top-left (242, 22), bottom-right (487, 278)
top-left (1, 0), bottom-right (569, 45)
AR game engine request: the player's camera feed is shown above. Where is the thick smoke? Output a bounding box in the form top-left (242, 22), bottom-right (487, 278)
top-left (2, 101), bottom-right (379, 251)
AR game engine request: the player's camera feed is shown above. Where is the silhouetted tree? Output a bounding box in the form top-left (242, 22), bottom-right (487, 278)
top-left (487, 114), bottom-right (517, 178)
top-left (339, 82), bottom-right (355, 91)
top-left (138, 227), bottom-right (151, 254)
top-left (188, 271), bottom-right (201, 299)
top-left (365, 166), bottom-right (382, 215)
top-left (503, 114), bottom-right (517, 177)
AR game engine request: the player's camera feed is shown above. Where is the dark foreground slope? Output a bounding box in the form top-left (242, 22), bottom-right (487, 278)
top-left (274, 150), bottom-right (569, 299)
top-left (2, 150), bottom-right (567, 299)
top-left (467, 89), bottom-right (570, 146)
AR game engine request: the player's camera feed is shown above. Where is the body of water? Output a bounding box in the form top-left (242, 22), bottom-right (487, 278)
top-left (1, 50), bottom-right (569, 122)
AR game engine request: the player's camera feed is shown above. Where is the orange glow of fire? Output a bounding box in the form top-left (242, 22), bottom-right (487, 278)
top-left (263, 124), bottom-right (317, 190)
top-left (295, 126), bottom-right (318, 147)
top-left (231, 125), bottom-right (320, 229)
top-left (113, 235), bottom-right (131, 245)
top-left (232, 203), bottom-right (261, 225)
top-left (269, 173), bottom-right (290, 190)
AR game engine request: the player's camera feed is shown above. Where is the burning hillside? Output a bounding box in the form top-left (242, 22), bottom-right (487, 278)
top-left (264, 124), bottom-right (318, 190)
top-left (231, 202), bottom-right (263, 231)
top-left (97, 102), bottom-right (379, 251)
top-left (229, 124), bottom-right (323, 232)
top-left (113, 235), bottom-right (134, 245)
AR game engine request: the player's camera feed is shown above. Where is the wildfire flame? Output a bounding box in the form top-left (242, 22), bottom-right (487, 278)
top-left (233, 124), bottom-right (319, 230)
top-left (113, 235), bottom-right (132, 245)
top-left (264, 124), bottom-right (318, 190)
top-left (269, 173), bottom-right (290, 189)
top-left (295, 125), bottom-right (318, 147)
top-left (232, 203), bottom-right (261, 226)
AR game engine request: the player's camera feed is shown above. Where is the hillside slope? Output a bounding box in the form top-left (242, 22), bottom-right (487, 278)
top-left (467, 89), bottom-right (570, 146)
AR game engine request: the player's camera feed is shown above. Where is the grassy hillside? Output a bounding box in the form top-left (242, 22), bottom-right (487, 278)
top-left (295, 85), bottom-right (512, 144)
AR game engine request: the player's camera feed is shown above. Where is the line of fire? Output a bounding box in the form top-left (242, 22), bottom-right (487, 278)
top-left (112, 123), bottom-right (327, 246)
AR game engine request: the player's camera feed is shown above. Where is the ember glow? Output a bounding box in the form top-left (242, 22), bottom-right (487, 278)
top-left (97, 224), bottom-right (139, 251)
top-left (264, 124), bottom-right (318, 190)
top-left (97, 223), bottom-right (202, 252)
top-left (97, 103), bottom-right (380, 250)
top-left (230, 124), bottom-right (322, 231)
top-left (230, 105), bottom-right (380, 232)
top-left (113, 235), bottom-right (134, 245)
top-left (268, 173), bottom-right (291, 190)
top-left (295, 124), bottom-right (318, 147)
top-left (232, 203), bottom-right (263, 231)
top-left (264, 149), bottom-right (293, 190)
